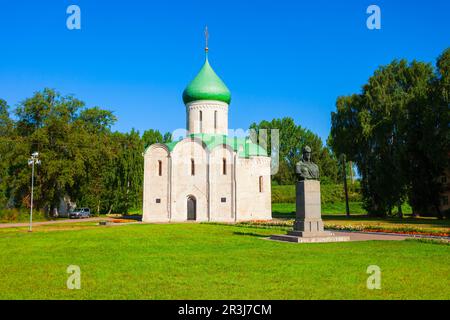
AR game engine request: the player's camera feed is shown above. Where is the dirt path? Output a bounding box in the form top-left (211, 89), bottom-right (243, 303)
top-left (0, 217), bottom-right (114, 229)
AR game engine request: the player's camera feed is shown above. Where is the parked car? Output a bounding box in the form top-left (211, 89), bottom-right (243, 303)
top-left (69, 208), bottom-right (91, 219)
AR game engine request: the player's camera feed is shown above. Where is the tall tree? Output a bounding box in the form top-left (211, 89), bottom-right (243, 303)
top-left (101, 130), bottom-right (144, 214)
top-left (330, 49), bottom-right (450, 217)
top-left (403, 53), bottom-right (449, 217)
top-left (250, 117), bottom-right (339, 185)
top-left (0, 99), bottom-right (14, 207)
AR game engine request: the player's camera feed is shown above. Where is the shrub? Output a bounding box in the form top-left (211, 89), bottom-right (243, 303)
top-left (271, 183), bottom-right (362, 204)
top-left (443, 208), bottom-right (450, 219)
top-left (0, 208), bottom-right (47, 223)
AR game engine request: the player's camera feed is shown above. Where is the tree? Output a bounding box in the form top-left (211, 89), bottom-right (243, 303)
top-left (403, 53), bottom-right (450, 217)
top-left (330, 49), bottom-right (450, 217)
top-left (0, 99), bottom-right (14, 207)
top-left (142, 129), bottom-right (162, 149)
top-left (100, 130), bottom-right (143, 214)
top-left (79, 107), bottom-right (117, 133)
top-left (250, 117), bottom-right (339, 185)
top-left (12, 89), bottom-right (88, 213)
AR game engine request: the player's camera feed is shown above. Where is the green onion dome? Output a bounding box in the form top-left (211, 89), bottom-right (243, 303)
top-left (182, 57), bottom-right (231, 105)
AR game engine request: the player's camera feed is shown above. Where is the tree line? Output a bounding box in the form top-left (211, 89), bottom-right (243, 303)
top-left (0, 89), bottom-right (171, 215)
top-left (329, 48), bottom-right (450, 218)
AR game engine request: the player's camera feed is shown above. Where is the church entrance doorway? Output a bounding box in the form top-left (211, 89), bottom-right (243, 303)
top-left (187, 196), bottom-right (196, 221)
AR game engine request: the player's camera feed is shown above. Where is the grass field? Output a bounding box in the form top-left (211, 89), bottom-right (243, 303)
top-left (0, 222), bottom-right (449, 300)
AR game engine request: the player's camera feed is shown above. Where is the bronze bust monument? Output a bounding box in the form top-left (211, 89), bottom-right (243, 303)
top-left (295, 146), bottom-right (320, 181)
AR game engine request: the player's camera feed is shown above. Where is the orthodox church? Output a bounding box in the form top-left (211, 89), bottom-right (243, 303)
top-left (142, 37), bottom-right (271, 222)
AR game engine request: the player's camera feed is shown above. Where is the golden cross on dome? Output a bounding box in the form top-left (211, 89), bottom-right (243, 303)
top-left (204, 26), bottom-right (209, 53)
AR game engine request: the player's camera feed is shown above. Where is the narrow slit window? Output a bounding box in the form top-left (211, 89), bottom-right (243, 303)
top-left (158, 160), bottom-right (162, 176)
top-left (191, 159), bottom-right (195, 176)
top-left (214, 111), bottom-right (218, 130)
top-left (199, 111), bottom-right (203, 132)
top-left (259, 176), bottom-right (263, 193)
top-left (222, 158), bottom-right (227, 175)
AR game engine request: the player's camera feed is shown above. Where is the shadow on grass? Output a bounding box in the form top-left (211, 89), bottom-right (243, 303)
top-left (119, 215), bottom-right (142, 221)
top-left (233, 231), bottom-right (270, 238)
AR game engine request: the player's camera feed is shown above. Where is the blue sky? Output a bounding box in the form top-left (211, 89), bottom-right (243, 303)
top-left (0, 0), bottom-right (449, 143)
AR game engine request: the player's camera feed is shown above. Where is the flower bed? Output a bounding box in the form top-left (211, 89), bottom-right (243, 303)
top-left (235, 220), bottom-right (449, 238)
top-left (111, 219), bottom-right (136, 224)
top-left (326, 223), bottom-right (449, 237)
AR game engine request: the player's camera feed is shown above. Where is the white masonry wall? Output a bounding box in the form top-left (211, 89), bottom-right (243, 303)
top-left (209, 145), bottom-right (234, 221)
top-left (186, 100), bottom-right (228, 135)
top-left (170, 138), bottom-right (209, 222)
top-left (235, 156), bottom-right (272, 221)
top-left (142, 144), bottom-right (170, 222)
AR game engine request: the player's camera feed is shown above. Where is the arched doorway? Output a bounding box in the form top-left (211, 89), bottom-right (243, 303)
top-left (187, 196), bottom-right (196, 221)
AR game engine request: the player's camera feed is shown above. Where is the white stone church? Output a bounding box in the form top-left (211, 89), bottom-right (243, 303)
top-left (142, 48), bottom-right (271, 223)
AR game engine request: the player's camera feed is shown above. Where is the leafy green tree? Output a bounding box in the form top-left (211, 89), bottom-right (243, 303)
top-left (142, 129), bottom-right (163, 149)
top-left (250, 117), bottom-right (339, 185)
top-left (100, 130), bottom-right (143, 214)
top-left (330, 49), bottom-right (450, 217)
top-left (403, 53), bottom-right (450, 217)
top-left (79, 107), bottom-right (117, 133)
top-left (162, 131), bottom-right (173, 143)
top-left (12, 89), bottom-right (87, 213)
top-left (0, 99), bottom-right (14, 207)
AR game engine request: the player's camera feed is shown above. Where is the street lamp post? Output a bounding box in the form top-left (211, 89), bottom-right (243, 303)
top-left (28, 152), bottom-right (41, 232)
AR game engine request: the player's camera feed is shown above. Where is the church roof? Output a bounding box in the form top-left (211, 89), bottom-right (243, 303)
top-left (164, 134), bottom-right (267, 158)
top-left (182, 57), bottom-right (231, 105)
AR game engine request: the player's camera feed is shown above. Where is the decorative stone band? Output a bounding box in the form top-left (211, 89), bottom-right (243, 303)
top-left (186, 100), bottom-right (229, 111)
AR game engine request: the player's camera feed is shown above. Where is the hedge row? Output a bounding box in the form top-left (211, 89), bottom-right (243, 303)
top-left (271, 184), bottom-right (362, 204)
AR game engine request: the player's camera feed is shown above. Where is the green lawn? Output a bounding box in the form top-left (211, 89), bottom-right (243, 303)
top-left (0, 222), bottom-right (449, 299)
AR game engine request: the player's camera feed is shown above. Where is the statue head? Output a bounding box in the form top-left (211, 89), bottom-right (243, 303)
top-left (302, 146), bottom-right (312, 162)
top-left (296, 145), bottom-right (319, 180)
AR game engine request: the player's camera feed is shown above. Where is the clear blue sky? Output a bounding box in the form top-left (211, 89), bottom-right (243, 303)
top-left (0, 0), bottom-right (449, 143)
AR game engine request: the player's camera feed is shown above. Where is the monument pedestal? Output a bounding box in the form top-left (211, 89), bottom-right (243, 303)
top-left (270, 181), bottom-right (350, 243)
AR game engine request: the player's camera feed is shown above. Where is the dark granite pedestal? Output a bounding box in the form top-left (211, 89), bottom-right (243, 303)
top-left (270, 180), bottom-right (350, 243)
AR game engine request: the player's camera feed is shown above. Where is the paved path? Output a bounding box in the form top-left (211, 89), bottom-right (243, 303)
top-left (332, 231), bottom-right (409, 241)
top-left (0, 217), bottom-right (114, 229)
top-left (332, 230), bottom-right (449, 241)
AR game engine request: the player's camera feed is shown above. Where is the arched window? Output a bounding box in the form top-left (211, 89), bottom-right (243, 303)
top-left (222, 158), bottom-right (227, 175)
top-left (259, 176), bottom-right (263, 193)
top-left (199, 111), bottom-right (203, 132)
top-left (214, 111), bottom-right (218, 130)
top-left (158, 160), bottom-right (162, 176)
top-left (191, 159), bottom-right (195, 176)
